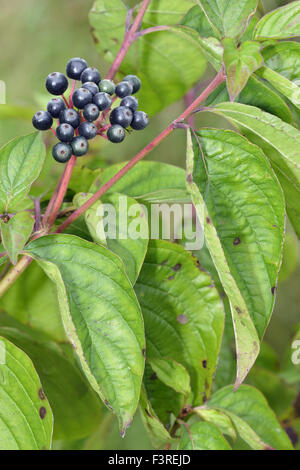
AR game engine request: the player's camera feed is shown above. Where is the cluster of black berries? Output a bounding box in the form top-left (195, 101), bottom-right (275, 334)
top-left (32, 58), bottom-right (149, 163)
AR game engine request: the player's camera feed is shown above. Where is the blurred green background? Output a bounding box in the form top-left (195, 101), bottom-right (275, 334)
top-left (0, 0), bottom-right (299, 449)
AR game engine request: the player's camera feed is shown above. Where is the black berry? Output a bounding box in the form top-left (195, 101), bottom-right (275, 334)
top-left (83, 103), bottom-right (100, 122)
top-left (115, 81), bottom-right (133, 98)
top-left (32, 111), bottom-right (53, 131)
top-left (93, 92), bottom-right (112, 111)
top-left (73, 87), bottom-right (93, 109)
top-left (59, 108), bottom-right (80, 128)
top-left (110, 106), bottom-right (133, 128)
top-left (120, 96), bottom-right (138, 112)
top-left (66, 57), bottom-right (88, 80)
top-left (99, 79), bottom-right (115, 95)
top-left (123, 75), bottom-right (141, 94)
top-left (47, 98), bottom-right (65, 118)
top-left (52, 142), bottom-right (73, 163)
top-left (56, 123), bottom-right (75, 142)
top-left (78, 121), bottom-right (98, 140)
top-left (82, 81), bottom-right (99, 96)
top-left (81, 67), bottom-right (101, 85)
top-left (46, 72), bottom-right (68, 96)
top-left (71, 136), bottom-right (89, 157)
top-left (107, 125), bottom-right (126, 143)
top-left (131, 111), bottom-right (149, 130)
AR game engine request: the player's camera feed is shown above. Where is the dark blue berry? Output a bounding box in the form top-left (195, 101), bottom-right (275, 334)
top-left (78, 121), bottom-right (98, 140)
top-left (71, 136), bottom-right (89, 157)
top-left (107, 125), bottom-right (126, 143)
top-left (32, 111), bottom-right (53, 131)
top-left (56, 123), bottom-right (75, 142)
top-left (131, 111), bottom-right (149, 130)
top-left (83, 103), bottom-right (100, 122)
top-left (52, 142), bottom-right (73, 163)
top-left (73, 87), bottom-right (93, 109)
top-left (82, 81), bottom-right (99, 96)
top-left (115, 81), bottom-right (133, 98)
top-left (99, 79), bottom-right (115, 95)
top-left (93, 92), bottom-right (112, 111)
top-left (81, 67), bottom-right (101, 85)
top-left (59, 108), bottom-right (80, 128)
top-left (120, 96), bottom-right (138, 112)
top-left (46, 72), bottom-right (68, 95)
top-left (123, 75), bottom-right (141, 94)
top-left (109, 106), bottom-right (133, 128)
top-left (66, 57), bottom-right (88, 80)
top-left (47, 98), bottom-right (66, 118)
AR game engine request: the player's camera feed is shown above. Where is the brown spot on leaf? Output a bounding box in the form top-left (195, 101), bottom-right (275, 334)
top-left (0, 214), bottom-right (10, 223)
top-left (202, 360), bottom-right (207, 368)
top-left (233, 237), bottom-right (241, 246)
top-left (39, 407), bottom-right (47, 419)
top-left (206, 217), bottom-right (212, 224)
top-left (177, 314), bottom-right (189, 324)
top-left (142, 348), bottom-right (146, 358)
top-left (104, 399), bottom-right (113, 410)
top-left (38, 388), bottom-right (45, 400)
top-left (173, 263), bottom-right (182, 272)
top-left (271, 286), bottom-right (276, 295)
top-left (186, 174), bottom-right (193, 184)
top-left (168, 275), bottom-right (175, 281)
top-left (235, 306), bottom-right (242, 314)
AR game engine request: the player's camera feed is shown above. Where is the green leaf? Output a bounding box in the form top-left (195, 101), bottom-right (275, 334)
top-left (197, 0), bottom-right (258, 39)
top-left (148, 358), bottom-right (191, 398)
top-left (90, 0), bottom-right (206, 116)
top-left (0, 323), bottom-right (102, 441)
top-left (0, 133), bottom-right (45, 212)
top-left (135, 239), bottom-right (224, 407)
top-left (0, 212), bottom-right (34, 265)
top-left (211, 102), bottom-right (300, 237)
top-left (186, 128), bottom-right (285, 385)
top-left (25, 234), bottom-right (145, 434)
top-left (178, 421), bottom-right (231, 450)
top-left (74, 192), bottom-right (149, 285)
top-left (223, 39), bottom-right (263, 101)
top-left (100, 161), bottom-right (188, 202)
top-left (262, 41), bottom-right (300, 82)
top-left (0, 336), bottom-right (53, 450)
top-left (194, 407), bottom-right (236, 440)
top-left (139, 385), bottom-right (172, 449)
top-left (68, 166), bottom-right (102, 194)
top-left (257, 66), bottom-right (300, 110)
top-left (254, 0), bottom-right (300, 40)
top-left (207, 385), bottom-right (293, 450)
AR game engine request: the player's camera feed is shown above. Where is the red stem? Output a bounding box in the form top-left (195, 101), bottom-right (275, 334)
top-left (56, 70), bottom-right (225, 233)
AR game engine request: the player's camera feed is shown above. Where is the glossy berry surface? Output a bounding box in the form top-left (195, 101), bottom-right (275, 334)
top-left (47, 98), bottom-right (65, 118)
top-left (66, 57), bottom-right (88, 80)
top-left (123, 75), bottom-right (141, 94)
top-left (131, 111), bottom-right (149, 130)
top-left (78, 121), bottom-right (98, 140)
top-left (46, 72), bottom-right (68, 95)
top-left (83, 103), bottom-right (100, 122)
top-left (115, 81), bottom-right (133, 98)
top-left (73, 88), bottom-right (93, 109)
top-left (93, 92), bottom-right (112, 111)
top-left (56, 123), bottom-right (75, 142)
top-left (82, 81), bottom-right (99, 96)
top-left (99, 79), bottom-right (115, 95)
top-left (109, 106), bottom-right (133, 128)
top-left (71, 136), bottom-right (89, 157)
top-left (52, 142), bottom-right (73, 163)
top-left (59, 108), bottom-right (80, 128)
top-left (107, 125), bottom-right (126, 143)
top-left (81, 67), bottom-right (101, 85)
top-left (32, 111), bottom-right (53, 131)
top-left (120, 96), bottom-right (138, 112)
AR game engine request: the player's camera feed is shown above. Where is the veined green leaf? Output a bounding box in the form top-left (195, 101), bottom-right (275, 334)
top-left (135, 239), bottom-right (224, 407)
top-left (257, 66), bottom-right (300, 110)
top-left (148, 358), bottom-right (191, 397)
top-left (0, 133), bottom-right (45, 212)
top-left (223, 39), bottom-right (263, 101)
top-left (194, 407), bottom-right (236, 440)
top-left (254, 1), bottom-right (300, 40)
top-left (186, 128), bottom-right (285, 385)
top-left (178, 421), bottom-right (231, 450)
top-left (74, 192), bottom-right (149, 285)
top-left (25, 234), bottom-right (145, 434)
top-left (262, 41), bottom-right (300, 82)
top-left (207, 385), bottom-right (293, 450)
top-left (196, 0), bottom-right (258, 39)
top-left (68, 166), bottom-right (102, 195)
top-left (0, 212), bottom-right (34, 265)
top-left (0, 336), bottom-right (53, 450)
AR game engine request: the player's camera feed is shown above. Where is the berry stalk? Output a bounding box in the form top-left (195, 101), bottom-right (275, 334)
top-left (56, 69), bottom-right (226, 233)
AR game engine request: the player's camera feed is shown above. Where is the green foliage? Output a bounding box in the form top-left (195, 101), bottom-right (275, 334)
top-left (178, 421), bottom-right (231, 450)
top-left (0, 212), bottom-right (34, 265)
top-left (254, 0), bottom-right (300, 39)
